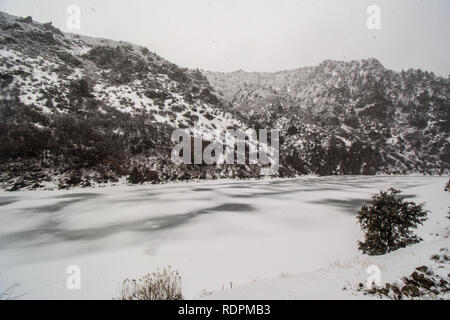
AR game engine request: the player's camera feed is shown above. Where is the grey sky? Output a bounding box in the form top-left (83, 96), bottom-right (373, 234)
top-left (0, 0), bottom-right (449, 76)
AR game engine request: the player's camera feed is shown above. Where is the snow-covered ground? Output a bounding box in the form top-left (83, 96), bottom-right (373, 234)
top-left (0, 176), bottom-right (448, 299)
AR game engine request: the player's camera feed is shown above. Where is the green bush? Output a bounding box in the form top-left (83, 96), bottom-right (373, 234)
top-left (357, 188), bottom-right (428, 256)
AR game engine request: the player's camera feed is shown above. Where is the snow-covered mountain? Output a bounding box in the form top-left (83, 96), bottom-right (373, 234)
top-left (0, 11), bottom-right (254, 190)
top-left (205, 60), bottom-right (450, 176)
top-left (0, 11), bottom-right (448, 190)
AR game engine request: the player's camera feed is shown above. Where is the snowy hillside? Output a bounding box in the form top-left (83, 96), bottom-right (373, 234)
top-left (0, 10), bottom-right (449, 191)
top-left (0, 11), bottom-right (253, 190)
top-left (205, 60), bottom-right (450, 176)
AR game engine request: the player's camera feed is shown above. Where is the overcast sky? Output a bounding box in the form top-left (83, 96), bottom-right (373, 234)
top-left (0, 0), bottom-right (449, 76)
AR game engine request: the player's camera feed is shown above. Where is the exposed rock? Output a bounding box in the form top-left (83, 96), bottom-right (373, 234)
top-left (415, 266), bottom-right (428, 273)
top-left (364, 255), bottom-right (449, 300)
top-left (401, 284), bottom-right (420, 297)
top-left (410, 271), bottom-right (435, 290)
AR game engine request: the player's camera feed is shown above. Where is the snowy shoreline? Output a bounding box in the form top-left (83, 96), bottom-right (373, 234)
top-left (1, 173), bottom-right (448, 194)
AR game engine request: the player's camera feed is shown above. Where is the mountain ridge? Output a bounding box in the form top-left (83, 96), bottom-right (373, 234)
top-left (0, 11), bottom-right (448, 190)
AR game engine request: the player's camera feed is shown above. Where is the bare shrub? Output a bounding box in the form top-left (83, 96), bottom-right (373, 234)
top-left (117, 267), bottom-right (183, 300)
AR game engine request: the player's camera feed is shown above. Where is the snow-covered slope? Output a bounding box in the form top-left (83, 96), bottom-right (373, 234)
top-left (206, 60), bottom-right (450, 176)
top-left (0, 11), bottom-right (253, 190)
top-left (0, 10), bottom-right (448, 190)
top-left (0, 11), bottom-right (237, 128)
top-left (200, 176), bottom-right (450, 300)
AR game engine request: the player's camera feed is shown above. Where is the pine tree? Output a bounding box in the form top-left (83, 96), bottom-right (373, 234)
top-left (357, 188), bottom-right (428, 256)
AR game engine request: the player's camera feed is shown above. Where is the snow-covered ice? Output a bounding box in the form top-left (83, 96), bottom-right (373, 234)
top-left (0, 176), bottom-right (448, 299)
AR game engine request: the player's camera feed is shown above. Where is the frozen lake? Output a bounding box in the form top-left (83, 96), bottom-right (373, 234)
top-left (0, 176), bottom-right (447, 299)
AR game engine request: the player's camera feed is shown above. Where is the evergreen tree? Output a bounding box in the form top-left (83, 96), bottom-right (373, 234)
top-left (128, 167), bottom-right (145, 184)
top-left (357, 188), bottom-right (428, 256)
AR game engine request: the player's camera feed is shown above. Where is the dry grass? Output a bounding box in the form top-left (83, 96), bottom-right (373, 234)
top-left (117, 267), bottom-right (183, 300)
top-left (0, 283), bottom-right (22, 300)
